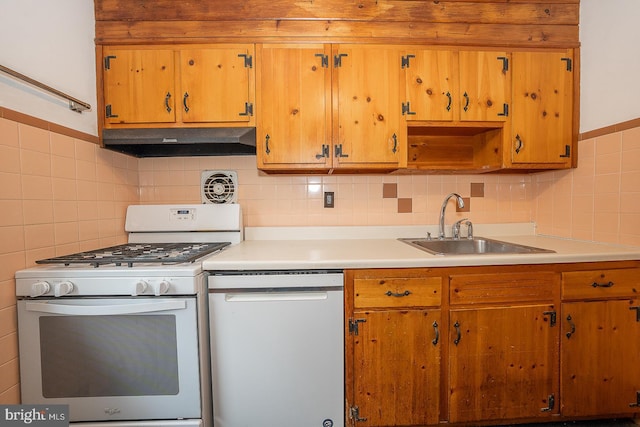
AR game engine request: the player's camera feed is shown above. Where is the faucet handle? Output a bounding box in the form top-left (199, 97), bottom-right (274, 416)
top-left (464, 220), bottom-right (474, 240)
top-left (452, 218), bottom-right (468, 239)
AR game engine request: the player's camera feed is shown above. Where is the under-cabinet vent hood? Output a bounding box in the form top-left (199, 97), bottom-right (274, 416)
top-left (102, 127), bottom-right (256, 157)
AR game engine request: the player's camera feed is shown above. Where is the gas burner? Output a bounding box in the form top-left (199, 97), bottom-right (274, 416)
top-left (35, 242), bottom-right (231, 267)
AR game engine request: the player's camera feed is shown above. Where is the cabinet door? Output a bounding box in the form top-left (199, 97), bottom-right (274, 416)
top-left (334, 45), bottom-right (407, 169)
top-left (561, 300), bottom-right (640, 417)
top-left (256, 44), bottom-right (332, 169)
top-left (449, 305), bottom-right (558, 423)
top-left (404, 49), bottom-right (455, 122)
top-left (103, 48), bottom-right (176, 124)
top-left (511, 51), bottom-right (574, 164)
top-left (352, 309), bottom-right (441, 427)
top-left (458, 51), bottom-right (510, 122)
top-left (179, 46), bottom-right (253, 123)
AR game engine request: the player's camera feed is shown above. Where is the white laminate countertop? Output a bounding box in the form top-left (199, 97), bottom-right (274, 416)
top-left (201, 224), bottom-right (640, 271)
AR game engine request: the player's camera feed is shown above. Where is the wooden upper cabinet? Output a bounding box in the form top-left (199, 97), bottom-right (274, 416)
top-left (403, 49), bottom-right (509, 123)
top-left (403, 49), bottom-right (455, 122)
top-left (102, 44), bottom-right (255, 128)
top-left (103, 48), bottom-right (176, 124)
top-left (256, 44), bottom-right (407, 172)
top-left (256, 44), bottom-right (332, 170)
top-left (179, 47), bottom-right (254, 123)
top-left (334, 45), bottom-right (407, 169)
top-left (458, 51), bottom-right (510, 122)
top-left (510, 50), bottom-right (574, 165)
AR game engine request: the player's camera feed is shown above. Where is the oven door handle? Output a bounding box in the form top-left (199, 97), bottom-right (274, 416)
top-left (24, 300), bottom-right (187, 316)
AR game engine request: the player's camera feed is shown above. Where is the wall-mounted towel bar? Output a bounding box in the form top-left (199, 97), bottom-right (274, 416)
top-left (0, 64), bottom-right (91, 113)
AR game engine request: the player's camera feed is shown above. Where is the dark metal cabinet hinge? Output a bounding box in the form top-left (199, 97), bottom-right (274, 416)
top-left (498, 103), bottom-right (509, 117)
top-left (239, 102), bottom-right (253, 117)
top-left (543, 311), bottom-right (557, 327)
top-left (315, 144), bottom-right (330, 159)
top-left (561, 57), bottom-right (573, 71)
top-left (334, 53), bottom-right (348, 68)
top-left (104, 55), bottom-right (116, 70)
top-left (105, 104), bottom-right (118, 118)
top-left (541, 393), bottom-right (555, 412)
top-left (560, 145), bottom-right (571, 158)
top-left (349, 318), bottom-right (366, 336)
top-left (238, 54), bottom-right (253, 68)
top-left (314, 53), bottom-right (329, 68)
top-left (350, 406), bottom-right (367, 422)
top-left (402, 54), bottom-right (415, 69)
top-left (335, 144), bottom-right (349, 158)
top-left (402, 102), bottom-right (416, 116)
top-left (629, 391), bottom-right (640, 407)
top-left (497, 56), bottom-right (509, 72)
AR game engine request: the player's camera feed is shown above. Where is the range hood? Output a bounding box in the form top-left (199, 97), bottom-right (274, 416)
top-left (102, 127), bottom-right (256, 157)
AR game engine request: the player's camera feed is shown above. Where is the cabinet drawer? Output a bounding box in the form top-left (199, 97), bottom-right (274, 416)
top-left (450, 272), bottom-right (557, 305)
top-left (562, 269), bottom-right (640, 300)
top-left (354, 276), bottom-right (441, 308)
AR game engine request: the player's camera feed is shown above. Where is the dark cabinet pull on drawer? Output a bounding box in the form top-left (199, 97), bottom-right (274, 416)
top-left (385, 290), bottom-right (411, 297)
top-left (591, 281), bottom-right (614, 288)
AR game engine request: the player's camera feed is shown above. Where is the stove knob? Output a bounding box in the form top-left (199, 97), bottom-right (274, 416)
top-left (54, 281), bottom-right (74, 297)
top-left (133, 280), bottom-right (149, 296)
top-left (155, 280), bottom-right (171, 296)
top-left (30, 281), bottom-right (51, 297)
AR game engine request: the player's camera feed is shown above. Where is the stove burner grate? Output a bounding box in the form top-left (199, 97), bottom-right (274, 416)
top-left (35, 242), bottom-right (231, 267)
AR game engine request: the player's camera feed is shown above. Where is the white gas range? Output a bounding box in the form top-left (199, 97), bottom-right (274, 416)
top-left (15, 203), bottom-right (243, 427)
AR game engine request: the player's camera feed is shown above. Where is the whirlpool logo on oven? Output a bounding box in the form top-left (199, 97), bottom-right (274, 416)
top-left (0, 405), bottom-right (68, 427)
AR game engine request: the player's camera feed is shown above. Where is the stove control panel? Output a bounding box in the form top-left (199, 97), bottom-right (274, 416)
top-left (16, 275), bottom-right (201, 298)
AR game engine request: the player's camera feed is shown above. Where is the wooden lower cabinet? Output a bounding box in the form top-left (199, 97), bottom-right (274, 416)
top-left (449, 305), bottom-right (558, 423)
top-left (352, 310), bottom-right (441, 426)
top-left (561, 268), bottom-right (640, 417)
top-left (346, 270), bottom-right (442, 426)
top-left (346, 263), bottom-right (640, 427)
top-left (448, 271), bottom-right (559, 424)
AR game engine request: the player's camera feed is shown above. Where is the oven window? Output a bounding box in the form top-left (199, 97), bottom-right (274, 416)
top-left (39, 315), bottom-right (179, 398)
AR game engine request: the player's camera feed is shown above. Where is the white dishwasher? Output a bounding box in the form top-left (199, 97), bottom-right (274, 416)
top-left (208, 270), bottom-right (344, 427)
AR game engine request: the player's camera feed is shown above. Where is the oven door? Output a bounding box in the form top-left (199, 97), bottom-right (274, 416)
top-left (17, 297), bottom-right (202, 423)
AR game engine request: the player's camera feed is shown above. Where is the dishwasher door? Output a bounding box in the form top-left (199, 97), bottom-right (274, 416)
top-left (208, 271), bottom-right (344, 427)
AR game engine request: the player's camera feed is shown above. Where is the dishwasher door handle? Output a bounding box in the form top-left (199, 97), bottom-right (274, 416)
top-left (224, 291), bottom-right (330, 302)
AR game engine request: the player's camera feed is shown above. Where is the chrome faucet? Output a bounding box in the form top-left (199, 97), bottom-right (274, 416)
top-left (438, 193), bottom-right (465, 240)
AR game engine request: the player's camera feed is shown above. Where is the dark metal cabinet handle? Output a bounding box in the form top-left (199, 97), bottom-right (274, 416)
top-left (164, 92), bottom-right (172, 113)
top-left (591, 281), bottom-right (614, 288)
top-left (385, 290), bottom-right (410, 297)
top-left (183, 92), bottom-right (189, 113)
top-left (265, 134), bottom-right (271, 155)
top-left (391, 133), bottom-right (398, 153)
top-left (432, 321), bottom-right (439, 346)
top-left (566, 315), bottom-right (576, 339)
top-left (515, 134), bottom-right (523, 154)
top-left (463, 92), bottom-right (470, 112)
top-left (453, 321), bottom-right (461, 345)
top-left (445, 92), bottom-right (452, 111)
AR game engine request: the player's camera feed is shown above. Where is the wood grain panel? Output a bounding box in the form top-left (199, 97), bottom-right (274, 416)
top-left (354, 276), bottom-right (442, 308)
top-left (95, 1), bottom-right (578, 25)
top-left (95, 20), bottom-right (579, 47)
top-left (450, 271), bottom-right (558, 305)
top-left (562, 268), bottom-right (640, 300)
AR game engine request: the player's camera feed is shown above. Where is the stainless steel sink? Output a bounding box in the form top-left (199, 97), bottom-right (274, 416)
top-left (399, 237), bottom-right (555, 256)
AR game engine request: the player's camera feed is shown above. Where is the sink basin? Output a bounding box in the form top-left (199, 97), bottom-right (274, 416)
top-left (399, 237), bottom-right (555, 256)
